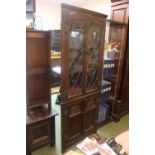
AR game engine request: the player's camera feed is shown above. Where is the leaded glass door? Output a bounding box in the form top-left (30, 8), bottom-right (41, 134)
top-left (61, 4), bottom-right (107, 99)
top-left (85, 20), bottom-right (103, 92)
top-left (68, 20), bottom-right (85, 98)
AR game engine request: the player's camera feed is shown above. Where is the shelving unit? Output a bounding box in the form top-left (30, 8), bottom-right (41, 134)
top-left (98, 20), bottom-right (127, 125)
top-left (98, 18), bottom-right (128, 125)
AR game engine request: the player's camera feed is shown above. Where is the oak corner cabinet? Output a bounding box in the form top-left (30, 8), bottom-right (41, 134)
top-left (60, 4), bottom-right (107, 152)
top-left (26, 29), bottom-right (58, 155)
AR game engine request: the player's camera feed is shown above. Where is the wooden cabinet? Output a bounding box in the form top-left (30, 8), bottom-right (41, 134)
top-left (26, 30), bottom-right (58, 155)
top-left (26, 0), bottom-right (35, 28)
top-left (26, 30), bottom-right (51, 109)
top-left (109, 0), bottom-right (129, 120)
top-left (113, 29), bottom-right (129, 118)
top-left (103, 20), bottom-right (128, 121)
top-left (60, 4), bottom-right (107, 151)
top-left (111, 0), bottom-right (129, 24)
top-left (26, 107), bottom-right (57, 155)
top-left (61, 96), bottom-right (99, 149)
top-left (100, 0), bottom-right (129, 122)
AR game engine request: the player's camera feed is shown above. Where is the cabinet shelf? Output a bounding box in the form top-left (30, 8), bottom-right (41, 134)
top-left (51, 53), bottom-right (61, 59)
top-left (104, 74), bottom-right (118, 80)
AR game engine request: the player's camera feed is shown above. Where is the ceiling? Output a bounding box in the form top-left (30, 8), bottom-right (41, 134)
top-left (39, 0), bottom-right (100, 5)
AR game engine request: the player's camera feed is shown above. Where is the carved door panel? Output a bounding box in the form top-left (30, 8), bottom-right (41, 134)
top-left (29, 119), bottom-right (51, 150)
top-left (62, 102), bottom-right (83, 148)
top-left (83, 97), bottom-right (98, 134)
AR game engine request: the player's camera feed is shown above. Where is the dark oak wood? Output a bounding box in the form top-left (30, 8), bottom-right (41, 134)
top-left (113, 28), bottom-right (129, 118)
top-left (61, 4), bottom-right (107, 152)
top-left (26, 30), bottom-right (58, 155)
top-left (26, 30), bottom-right (51, 110)
top-left (111, 0), bottom-right (129, 24)
top-left (109, 0), bottom-right (129, 119)
top-left (26, 106), bottom-right (58, 154)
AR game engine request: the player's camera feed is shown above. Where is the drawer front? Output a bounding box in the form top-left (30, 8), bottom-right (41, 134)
top-left (30, 120), bottom-right (51, 149)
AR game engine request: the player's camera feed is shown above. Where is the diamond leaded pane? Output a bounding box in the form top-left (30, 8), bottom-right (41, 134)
top-left (86, 23), bottom-right (102, 92)
top-left (68, 21), bottom-right (85, 97)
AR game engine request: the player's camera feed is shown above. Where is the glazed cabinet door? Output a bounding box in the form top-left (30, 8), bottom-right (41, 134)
top-left (62, 101), bottom-right (83, 148)
top-left (85, 19), bottom-right (106, 93)
top-left (61, 4), bottom-right (107, 99)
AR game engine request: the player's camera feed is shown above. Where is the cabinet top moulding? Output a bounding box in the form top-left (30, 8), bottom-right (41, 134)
top-left (61, 3), bottom-right (107, 18)
top-left (111, 0), bottom-right (129, 6)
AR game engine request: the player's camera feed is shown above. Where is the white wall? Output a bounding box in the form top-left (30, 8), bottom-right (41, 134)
top-left (79, 0), bottom-right (111, 19)
top-left (36, 0), bottom-right (61, 30)
top-left (35, 0), bottom-right (111, 30)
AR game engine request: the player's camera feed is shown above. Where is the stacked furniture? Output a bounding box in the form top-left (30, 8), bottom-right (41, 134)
top-left (26, 29), bottom-right (57, 155)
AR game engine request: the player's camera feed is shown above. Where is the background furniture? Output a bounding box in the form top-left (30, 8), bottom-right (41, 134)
top-left (98, 0), bottom-right (129, 124)
top-left (26, 30), bottom-right (57, 155)
top-left (101, 20), bottom-right (128, 122)
top-left (26, 30), bottom-right (51, 109)
top-left (60, 4), bottom-right (107, 152)
top-left (50, 30), bottom-right (61, 87)
top-left (111, 0), bottom-right (129, 24)
top-left (110, 0), bottom-right (129, 120)
top-left (26, 0), bottom-right (36, 28)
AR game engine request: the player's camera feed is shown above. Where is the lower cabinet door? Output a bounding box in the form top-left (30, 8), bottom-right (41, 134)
top-left (30, 119), bottom-right (51, 149)
top-left (62, 101), bottom-right (83, 148)
top-left (83, 97), bottom-right (98, 134)
top-left (61, 97), bottom-right (98, 151)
